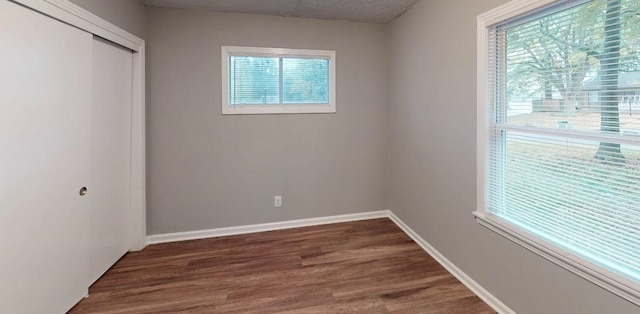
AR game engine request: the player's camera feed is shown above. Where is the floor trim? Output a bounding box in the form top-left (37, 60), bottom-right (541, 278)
top-left (146, 210), bottom-right (514, 313)
top-left (146, 211), bottom-right (389, 245)
top-left (386, 211), bottom-right (515, 314)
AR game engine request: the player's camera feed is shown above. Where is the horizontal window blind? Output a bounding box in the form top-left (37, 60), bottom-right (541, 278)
top-left (228, 55), bottom-right (330, 106)
top-left (488, 0), bottom-right (640, 283)
top-left (283, 58), bottom-right (329, 104)
top-left (229, 56), bottom-right (279, 105)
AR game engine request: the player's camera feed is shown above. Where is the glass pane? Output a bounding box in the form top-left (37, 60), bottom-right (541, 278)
top-left (229, 56), bottom-right (279, 105)
top-left (503, 0), bottom-right (640, 135)
top-left (490, 132), bottom-right (640, 281)
top-left (282, 58), bottom-right (329, 104)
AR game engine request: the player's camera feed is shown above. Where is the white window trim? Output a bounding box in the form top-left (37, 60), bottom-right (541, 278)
top-left (221, 46), bottom-right (336, 115)
top-left (475, 0), bottom-right (640, 305)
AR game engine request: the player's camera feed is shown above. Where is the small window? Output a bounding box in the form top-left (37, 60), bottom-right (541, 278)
top-left (221, 46), bottom-right (336, 114)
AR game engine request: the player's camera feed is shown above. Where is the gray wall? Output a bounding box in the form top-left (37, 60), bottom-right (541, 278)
top-left (69, 0), bottom-right (147, 39)
top-left (388, 0), bottom-right (640, 313)
top-left (64, 1), bottom-right (640, 312)
top-left (146, 8), bottom-right (389, 235)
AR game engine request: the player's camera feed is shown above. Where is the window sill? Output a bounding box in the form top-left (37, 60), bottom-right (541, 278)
top-left (473, 211), bottom-right (640, 305)
top-left (222, 105), bottom-right (336, 115)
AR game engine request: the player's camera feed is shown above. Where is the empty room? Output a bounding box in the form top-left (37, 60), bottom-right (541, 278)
top-left (2, 0), bottom-right (640, 313)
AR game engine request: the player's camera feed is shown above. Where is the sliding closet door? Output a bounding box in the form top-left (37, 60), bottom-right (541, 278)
top-left (89, 37), bottom-right (133, 284)
top-left (0, 1), bottom-right (92, 313)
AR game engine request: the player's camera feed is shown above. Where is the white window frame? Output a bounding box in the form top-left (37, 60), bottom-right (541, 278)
top-left (221, 46), bottom-right (336, 115)
top-left (476, 0), bottom-right (640, 305)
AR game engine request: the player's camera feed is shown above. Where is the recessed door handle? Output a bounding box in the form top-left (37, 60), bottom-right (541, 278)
top-left (79, 186), bottom-right (88, 196)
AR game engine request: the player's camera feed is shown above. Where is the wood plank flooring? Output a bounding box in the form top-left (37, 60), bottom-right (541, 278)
top-left (69, 218), bottom-right (495, 313)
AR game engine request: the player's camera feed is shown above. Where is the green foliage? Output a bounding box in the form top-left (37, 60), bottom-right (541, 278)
top-left (283, 58), bottom-right (329, 104)
top-left (505, 0), bottom-right (640, 106)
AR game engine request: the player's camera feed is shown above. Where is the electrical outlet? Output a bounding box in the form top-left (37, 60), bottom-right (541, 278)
top-left (274, 196), bottom-right (282, 207)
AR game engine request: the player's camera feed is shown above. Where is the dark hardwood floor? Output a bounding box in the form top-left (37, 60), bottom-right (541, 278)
top-left (69, 218), bottom-right (495, 313)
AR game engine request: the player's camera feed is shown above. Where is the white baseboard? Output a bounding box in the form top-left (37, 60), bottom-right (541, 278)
top-left (386, 211), bottom-right (515, 314)
top-left (146, 210), bottom-right (389, 245)
top-left (146, 209), bottom-right (512, 313)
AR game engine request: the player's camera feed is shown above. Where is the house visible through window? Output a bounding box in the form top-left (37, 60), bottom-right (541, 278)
top-left (477, 0), bottom-right (640, 304)
top-left (221, 46), bottom-right (335, 114)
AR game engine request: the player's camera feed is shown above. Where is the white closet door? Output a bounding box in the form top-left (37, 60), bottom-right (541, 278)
top-left (89, 37), bottom-right (133, 284)
top-left (0, 1), bottom-right (92, 313)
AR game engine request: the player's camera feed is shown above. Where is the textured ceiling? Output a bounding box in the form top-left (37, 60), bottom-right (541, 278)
top-left (141, 0), bottom-right (420, 24)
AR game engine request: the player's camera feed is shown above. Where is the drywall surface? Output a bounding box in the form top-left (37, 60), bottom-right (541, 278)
top-left (146, 8), bottom-right (388, 234)
top-left (69, 0), bottom-right (147, 39)
top-left (388, 0), bottom-right (640, 313)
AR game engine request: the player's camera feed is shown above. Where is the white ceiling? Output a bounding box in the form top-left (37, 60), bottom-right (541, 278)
top-left (141, 0), bottom-right (420, 24)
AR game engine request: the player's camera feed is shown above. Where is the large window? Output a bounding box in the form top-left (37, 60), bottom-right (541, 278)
top-left (221, 46), bottom-right (336, 114)
top-left (477, 0), bottom-right (640, 303)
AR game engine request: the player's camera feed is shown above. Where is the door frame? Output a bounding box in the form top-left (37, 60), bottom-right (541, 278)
top-left (13, 0), bottom-right (147, 250)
